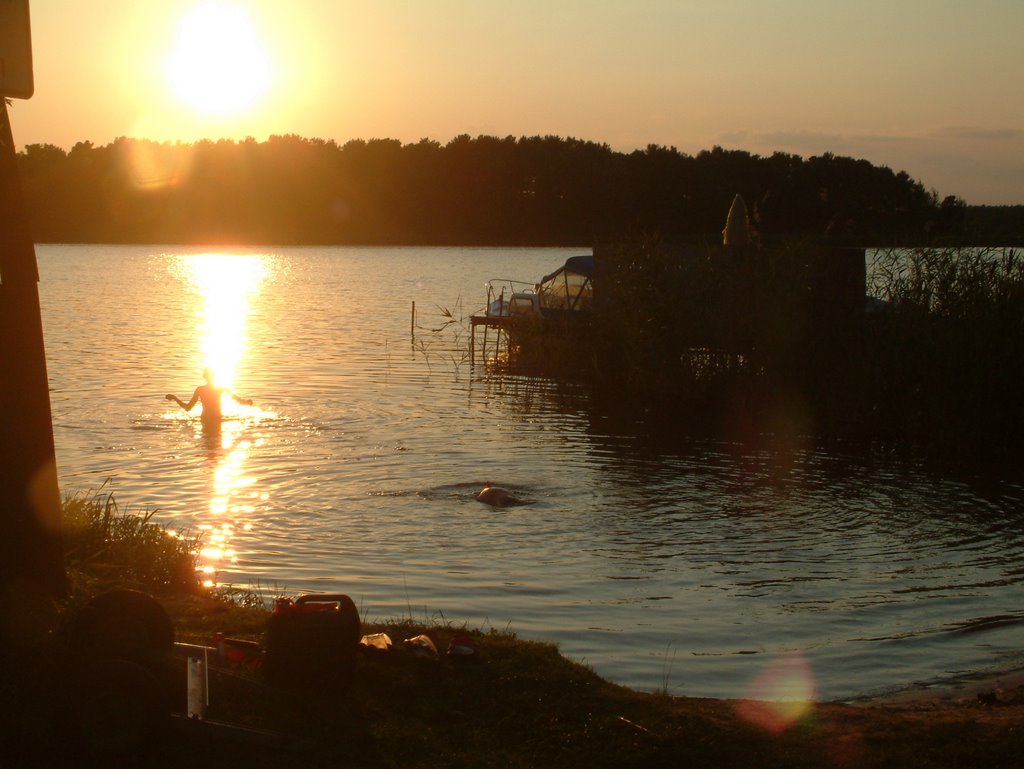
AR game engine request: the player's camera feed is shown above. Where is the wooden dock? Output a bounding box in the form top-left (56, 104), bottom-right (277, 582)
top-left (469, 313), bottom-right (517, 365)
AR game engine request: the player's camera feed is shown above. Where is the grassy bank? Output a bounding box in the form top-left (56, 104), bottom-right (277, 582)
top-left (42, 493), bottom-right (1024, 767)
top-left (168, 596), bottom-right (1024, 769)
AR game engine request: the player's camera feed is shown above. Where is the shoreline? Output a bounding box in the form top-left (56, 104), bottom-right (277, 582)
top-left (847, 665), bottom-right (1024, 708)
top-left (48, 586), bottom-right (1024, 767)
top-left (182, 587), bottom-right (1024, 711)
top-left (192, 588), bottom-right (1024, 712)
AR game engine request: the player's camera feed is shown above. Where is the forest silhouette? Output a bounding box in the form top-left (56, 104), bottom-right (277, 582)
top-left (17, 133), bottom-right (1012, 247)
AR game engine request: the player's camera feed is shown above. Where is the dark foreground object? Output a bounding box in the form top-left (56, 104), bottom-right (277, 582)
top-left (264, 593), bottom-right (361, 689)
top-left (1, 588), bottom-right (176, 765)
top-left (1, 588), bottom-right (358, 767)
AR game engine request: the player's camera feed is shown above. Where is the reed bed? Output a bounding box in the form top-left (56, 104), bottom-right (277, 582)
top-left (492, 240), bottom-right (1024, 461)
top-left (62, 488), bottom-right (201, 596)
top-left (861, 246), bottom-right (1024, 456)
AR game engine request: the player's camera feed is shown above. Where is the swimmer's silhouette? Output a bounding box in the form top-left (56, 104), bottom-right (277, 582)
top-left (166, 368), bottom-right (252, 431)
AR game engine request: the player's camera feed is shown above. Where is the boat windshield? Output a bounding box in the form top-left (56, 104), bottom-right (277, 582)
top-left (538, 268), bottom-right (593, 312)
top-left (536, 255), bottom-right (594, 312)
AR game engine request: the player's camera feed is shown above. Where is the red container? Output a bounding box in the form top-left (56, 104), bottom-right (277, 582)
top-left (263, 594), bottom-right (360, 690)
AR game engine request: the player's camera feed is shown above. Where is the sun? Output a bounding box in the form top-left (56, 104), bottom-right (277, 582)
top-left (164, 2), bottom-right (273, 115)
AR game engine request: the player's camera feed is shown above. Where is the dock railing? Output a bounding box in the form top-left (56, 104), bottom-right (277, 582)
top-left (470, 278), bottom-right (536, 365)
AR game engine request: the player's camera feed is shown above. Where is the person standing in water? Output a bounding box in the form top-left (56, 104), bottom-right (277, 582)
top-left (166, 368), bottom-right (253, 430)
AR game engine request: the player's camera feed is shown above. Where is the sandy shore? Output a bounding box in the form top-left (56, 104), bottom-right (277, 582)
top-left (849, 666), bottom-right (1024, 709)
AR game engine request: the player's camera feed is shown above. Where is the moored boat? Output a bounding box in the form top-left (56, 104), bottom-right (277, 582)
top-left (470, 254), bottom-right (594, 365)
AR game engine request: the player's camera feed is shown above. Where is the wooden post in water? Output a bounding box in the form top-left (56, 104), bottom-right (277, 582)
top-left (0, 99), bottom-right (66, 598)
top-left (411, 300), bottom-right (415, 341)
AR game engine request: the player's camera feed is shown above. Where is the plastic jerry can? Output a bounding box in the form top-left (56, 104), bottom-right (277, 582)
top-left (263, 594), bottom-right (361, 690)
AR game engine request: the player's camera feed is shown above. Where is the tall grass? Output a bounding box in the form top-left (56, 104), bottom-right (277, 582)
top-left (412, 298), bottom-right (471, 377)
top-left (62, 488), bottom-right (201, 594)
top-left (864, 246), bottom-right (1024, 456)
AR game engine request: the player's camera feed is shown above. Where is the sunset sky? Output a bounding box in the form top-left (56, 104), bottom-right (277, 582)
top-left (8, 0), bottom-right (1024, 204)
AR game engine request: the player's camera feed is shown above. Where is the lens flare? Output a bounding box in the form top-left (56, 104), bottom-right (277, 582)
top-left (735, 652), bottom-right (817, 734)
top-left (122, 141), bottom-right (193, 191)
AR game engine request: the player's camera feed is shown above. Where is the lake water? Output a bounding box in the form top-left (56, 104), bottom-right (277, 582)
top-left (37, 244), bottom-right (1024, 702)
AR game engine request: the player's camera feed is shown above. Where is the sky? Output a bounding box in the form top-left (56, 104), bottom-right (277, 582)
top-left (5, 0), bottom-right (1023, 204)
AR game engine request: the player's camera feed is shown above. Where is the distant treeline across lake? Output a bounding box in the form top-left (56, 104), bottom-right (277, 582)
top-left (16, 133), bottom-right (1023, 246)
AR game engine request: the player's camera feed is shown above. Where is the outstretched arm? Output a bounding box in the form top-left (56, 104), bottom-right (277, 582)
top-left (165, 388), bottom-right (200, 411)
top-left (228, 390), bottom-right (253, 407)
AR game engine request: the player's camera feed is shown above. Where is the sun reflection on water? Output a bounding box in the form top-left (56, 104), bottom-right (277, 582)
top-left (172, 252), bottom-right (275, 586)
top-left (189, 253), bottom-right (266, 392)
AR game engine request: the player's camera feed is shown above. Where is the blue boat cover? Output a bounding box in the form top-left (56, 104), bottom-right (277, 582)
top-left (540, 255), bottom-right (594, 285)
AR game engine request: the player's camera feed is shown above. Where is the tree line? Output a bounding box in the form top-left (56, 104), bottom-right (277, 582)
top-left (15, 133), bottom-right (1000, 247)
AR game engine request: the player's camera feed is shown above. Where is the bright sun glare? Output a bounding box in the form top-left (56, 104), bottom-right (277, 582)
top-left (165, 2), bottom-right (273, 115)
top-left (189, 253), bottom-right (267, 392)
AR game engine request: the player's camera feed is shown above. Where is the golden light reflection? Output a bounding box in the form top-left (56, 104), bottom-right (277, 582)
top-left (188, 252), bottom-right (266, 393)
top-left (177, 252), bottom-right (272, 587)
top-left (735, 652), bottom-right (817, 734)
top-left (193, 402), bottom-right (255, 584)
